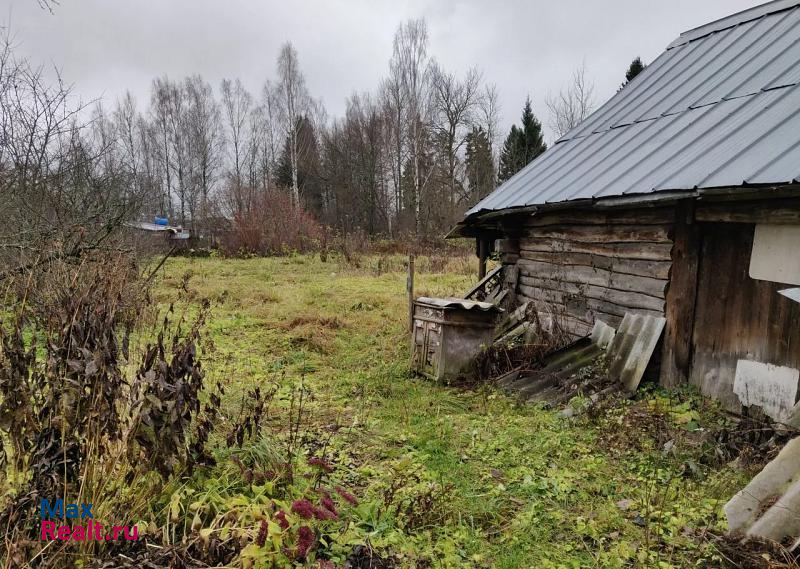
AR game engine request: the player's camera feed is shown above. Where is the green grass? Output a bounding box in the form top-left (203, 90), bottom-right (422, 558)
top-left (150, 254), bottom-right (751, 568)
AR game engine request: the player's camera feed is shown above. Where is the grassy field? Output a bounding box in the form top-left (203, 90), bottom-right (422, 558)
top-left (146, 254), bottom-right (752, 568)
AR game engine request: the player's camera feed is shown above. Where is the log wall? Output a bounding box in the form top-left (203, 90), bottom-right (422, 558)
top-left (491, 194), bottom-right (800, 412)
top-left (512, 207), bottom-right (676, 338)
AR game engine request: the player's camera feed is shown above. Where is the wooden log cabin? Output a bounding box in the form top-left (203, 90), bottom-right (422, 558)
top-left (450, 0), bottom-right (800, 417)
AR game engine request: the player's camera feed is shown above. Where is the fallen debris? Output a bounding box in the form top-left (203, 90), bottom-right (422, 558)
top-left (498, 320), bottom-right (615, 409)
top-left (493, 314), bottom-right (665, 412)
top-left (713, 532), bottom-right (800, 569)
top-left (725, 436), bottom-right (800, 550)
top-left (464, 265), bottom-right (504, 303)
top-left (470, 342), bottom-right (557, 385)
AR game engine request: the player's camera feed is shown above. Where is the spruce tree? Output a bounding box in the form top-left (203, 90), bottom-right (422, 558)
top-left (519, 97), bottom-right (547, 166)
top-left (465, 126), bottom-right (495, 203)
top-left (276, 116), bottom-right (323, 216)
top-left (621, 57), bottom-right (646, 88)
top-left (497, 97), bottom-right (547, 183)
top-left (497, 125), bottom-right (521, 184)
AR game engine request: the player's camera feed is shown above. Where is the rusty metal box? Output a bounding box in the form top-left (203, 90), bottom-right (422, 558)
top-left (412, 297), bottom-right (501, 382)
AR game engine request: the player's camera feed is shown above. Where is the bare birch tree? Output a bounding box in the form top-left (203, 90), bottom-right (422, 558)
top-left (392, 19), bottom-right (433, 235)
top-left (220, 77), bottom-right (253, 215)
top-left (275, 42), bottom-right (310, 208)
top-left (113, 92), bottom-right (141, 188)
top-left (184, 75), bottom-right (222, 232)
top-left (252, 80), bottom-right (282, 193)
top-left (431, 64), bottom-right (482, 214)
top-left (478, 83), bottom-right (501, 165)
top-left (545, 62), bottom-right (596, 139)
top-left (379, 73), bottom-right (405, 236)
top-left (150, 77), bottom-right (176, 218)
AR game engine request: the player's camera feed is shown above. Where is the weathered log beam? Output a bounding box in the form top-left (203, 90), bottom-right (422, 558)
top-left (517, 259), bottom-right (668, 298)
top-left (517, 288), bottom-right (656, 326)
top-left (525, 208), bottom-right (675, 227)
top-left (518, 277), bottom-right (666, 312)
top-left (695, 199), bottom-right (800, 224)
top-left (520, 239), bottom-right (673, 261)
top-left (524, 224), bottom-right (672, 243)
top-left (519, 249), bottom-right (671, 279)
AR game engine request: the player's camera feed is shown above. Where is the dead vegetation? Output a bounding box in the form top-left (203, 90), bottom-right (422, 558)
top-left (0, 253), bottom-right (271, 566)
top-left (285, 315), bottom-right (345, 330)
top-left (713, 534), bottom-right (800, 569)
top-left (469, 301), bottom-right (573, 383)
top-left (586, 393), bottom-right (795, 472)
top-left (470, 342), bottom-right (556, 384)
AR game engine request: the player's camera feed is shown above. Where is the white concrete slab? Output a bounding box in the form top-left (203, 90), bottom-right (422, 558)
top-left (750, 224), bottom-right (800, 286)
top-left (733, 359), bottom-right (800, 421)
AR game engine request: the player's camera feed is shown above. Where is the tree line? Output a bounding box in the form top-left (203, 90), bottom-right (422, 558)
top-left (88, 20), bottom-right (506, 243)
top-left (1, 13), bottom-right (647, 258)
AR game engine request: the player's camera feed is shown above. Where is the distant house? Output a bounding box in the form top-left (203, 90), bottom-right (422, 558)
top-left (450, 0), bottom-right (800, 416)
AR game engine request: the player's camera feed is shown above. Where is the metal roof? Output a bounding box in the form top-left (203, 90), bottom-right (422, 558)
top-left (465, 0), bottom-right (800, 220)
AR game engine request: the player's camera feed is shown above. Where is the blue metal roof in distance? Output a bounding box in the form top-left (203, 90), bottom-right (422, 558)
top-left (466, 0), bottom-right (800, 218)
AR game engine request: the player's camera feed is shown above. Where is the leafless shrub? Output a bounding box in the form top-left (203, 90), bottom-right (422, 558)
top-left (0, 30), bottom-right (144, 281)
top-left (380, 468), bottom-right (455, 532)
top-left (223, 186), bottom-right (322, 255)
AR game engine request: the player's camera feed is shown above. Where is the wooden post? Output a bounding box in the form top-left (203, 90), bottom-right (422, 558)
top-left (407, 253), bottom-right (415, 332)
top-left (660, 200), bottom-right (700, 387)
top-left (478, 238), bottom-right (488, 280)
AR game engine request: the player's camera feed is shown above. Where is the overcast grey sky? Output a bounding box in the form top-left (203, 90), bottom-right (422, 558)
top-left (6, 0), bottom-right (760, 142)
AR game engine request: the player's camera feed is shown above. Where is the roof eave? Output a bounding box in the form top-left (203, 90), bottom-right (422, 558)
top-left (448, 184), bottom-right (800, 238)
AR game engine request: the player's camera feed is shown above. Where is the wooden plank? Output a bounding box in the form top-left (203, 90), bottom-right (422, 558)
top-left (516, 297), bottom-right (592, 324)
top-left (585, 285), bottom-right (664, 313)
top-left (463, 265), bottom-right (502, 299)
top-left (503, 264), bottom-right (519, 308)
top-left (520, 238), bottom-right (673, 261)
top-left (515, 294), bottom-right (594, 338)
top-left (695, 199), bottom-right (800, 224)
top-left (519, 277), bottom-right (666, 312)
top-left (517, 259), bottom-right (668, 298)
top-left (525, 207), bottom-right (675, 228)
top-left (519, 250), bottom-right (671, 279)
top-left (518, 283), bottom-right (568, 305)
top-left (519, 276), bottom-right (583, 295)
top-left (660, 200), bottom-right (700, 388)
top-left (526, 224), bottom-right (672, 244)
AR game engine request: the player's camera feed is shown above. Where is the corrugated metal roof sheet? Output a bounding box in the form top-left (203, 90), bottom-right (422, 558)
top-left (414, 297), bottom-right (502, 312)
top-left (466, 0), bottom-right (800, 219)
